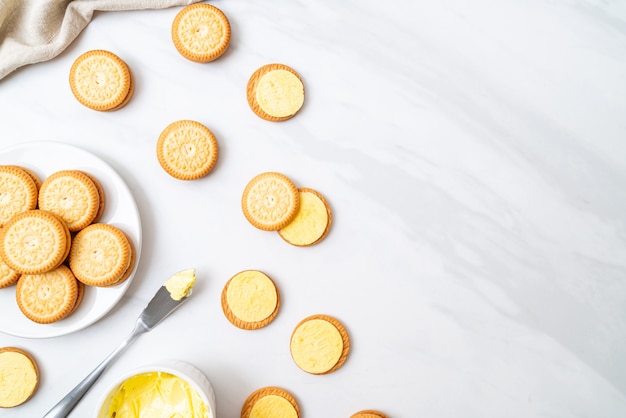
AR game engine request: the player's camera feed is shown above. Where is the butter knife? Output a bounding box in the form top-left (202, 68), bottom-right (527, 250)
top-left (43, 269), bottom-right (195, 418)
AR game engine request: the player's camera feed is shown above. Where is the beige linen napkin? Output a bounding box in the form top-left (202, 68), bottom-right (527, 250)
top-left (0, 0), bottom-right (202, 80)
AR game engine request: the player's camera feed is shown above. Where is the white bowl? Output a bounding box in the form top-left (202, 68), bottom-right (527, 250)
top-left (95, 360), bottom-right (216, 418)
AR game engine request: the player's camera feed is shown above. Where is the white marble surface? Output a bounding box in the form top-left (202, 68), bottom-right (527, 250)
top-left (1, 0), bottom-right (626, 416)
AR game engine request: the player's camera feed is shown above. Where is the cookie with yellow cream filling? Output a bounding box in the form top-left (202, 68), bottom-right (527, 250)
top-left (0, 347), bottom-right (39, 408)
top-left (278, 188), bottom-right (332, 246)
top-left (241, 172), bottom-right (300, 231)
top-left (290, 314), bottom-right (350, 375)
top-left (247, 63), bottom-right (304, 122)
top-left (241, 386), bottom-right (300, 418)
top-left (221, 270), bottom-right (280, 330)
top-left (351, 410), bottom-right (389, 418)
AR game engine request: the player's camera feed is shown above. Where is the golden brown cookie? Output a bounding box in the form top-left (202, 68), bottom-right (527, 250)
top-left (7, 166), bottom-right (41, 190)
top-left (101, 231), bottom-right (135, 287)
top-left (156, 120), bottom-right (219, 180)
top-left (241, 172), bottom-right (300, 231)
top-left (247, 64), bottom-right (304, 122)
top-left (106, 66), bottom-right (134, 112)
top-left (69, 49), bottom-right (132, 111)
top-left (241, 386), bottom-right (300, 418)
top-left (0, 209), bottom-right (70, 275)
top-left (290, 314), bottom-right (350, 375)
top-left (0, 256), bottom-right (19, 289)
top-left (77, 170), bottom-right (106, 223)
top-left (38, 170), bottom-right (100, 232)
top-left (0, 165), bottom-right (38, 227)
top-left (16, 264), bottom-right (78, 324)
top-left (278, 188), bottom-right (332, 246)
top-left (221, 270), bottom-right (280, 330)
top-left (350, 411), bottom-right (389, 418)
top-left (0, 347), bottom-right (39, 408)
top-left (67, 279), bottom-right (85, 316)
top-left (172, 3), bottom-right (231, 63)
top-left (69, 223), bottom-right (132, 287)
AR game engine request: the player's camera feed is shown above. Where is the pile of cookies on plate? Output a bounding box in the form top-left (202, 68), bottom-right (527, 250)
top-left (0, 165), bottom-right (134, 324)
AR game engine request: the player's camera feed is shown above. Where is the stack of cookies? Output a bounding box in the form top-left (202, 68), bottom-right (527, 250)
top-left (241, 172), bottom-right (332, 246)
top-left (171, 3), bottom-right (231, 63)
top-left (69, 50), bottom-right (134, 111)
top-left (156, 120), bottom-right (219, 181)
top-left (0, 166), bottom-right (134, 324)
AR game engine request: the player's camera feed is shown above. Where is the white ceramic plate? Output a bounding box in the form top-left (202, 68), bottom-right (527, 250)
top-left (0, 141), bottom-right (142, 338)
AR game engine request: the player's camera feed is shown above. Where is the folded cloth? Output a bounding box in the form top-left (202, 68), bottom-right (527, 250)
top-left (0, 0), bottom-right (202, 81)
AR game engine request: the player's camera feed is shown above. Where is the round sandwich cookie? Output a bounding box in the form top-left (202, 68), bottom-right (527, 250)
top-left (350, 410), bottom-right (389, 418)
top-left (241, 172), bottom-right (300, 231)
top-left (247, 63), bottom-right (304, 122)
top-left (290, 314), bottom-right (350, 375)
top-left (0, 347), bottom-right (39, 408)
top-left (0, 209), bottom-right (70, 275)
top-left (6, 165), bottom-right (41, 190)
top-left (0, 165), bottom-right (38, 227)
top-left (106, 67), bottom-right (134, 112)
top-left (38, 170), bottom-right (101, 232)
top-left (67, 280), bottom-right (85, 316)
top-left (221, 270), bottom-right (280, 330)
top-left (77, 170), bottom-right (106, 223)
top-left (101, 233), bottom-right (135, 288)
top-left (0, 257), bottom-right (19, 289)
top-left (69, 223), bottom-right (132, 287)
top-left (278, 188), bottom-right (332, 246)
top-left (241, 386), bottom-right (300, 418)
top-left (16, 264), bottom-right (78, 324)
top-left (69, 49), bottom-right (133, 111)
top-left (157, 120), bottom-right (219, 180)
top-left (172, 3), bottom-right (231, 63)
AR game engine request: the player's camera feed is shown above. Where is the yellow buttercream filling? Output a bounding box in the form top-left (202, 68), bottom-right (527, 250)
top-left (226, 271), bottom-right (277, 322)
top-left (165, 268), bottom-right (196, 300)
top-left (100, 371), bottom-right (208, 418)
top-left (279, 191), bottom-right (328, 245)
top-left (250, 394), bottom-right (298, 418)
top-left (0, 351), bottom-right (37, 407)
top-left (255, 69), bottom-right (304, 117)
top-left (290, 319), bottom-right (343, 374)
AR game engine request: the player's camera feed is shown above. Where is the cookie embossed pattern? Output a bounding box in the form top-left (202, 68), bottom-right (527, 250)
top-left (69, 50), bottom-right (134, 111)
